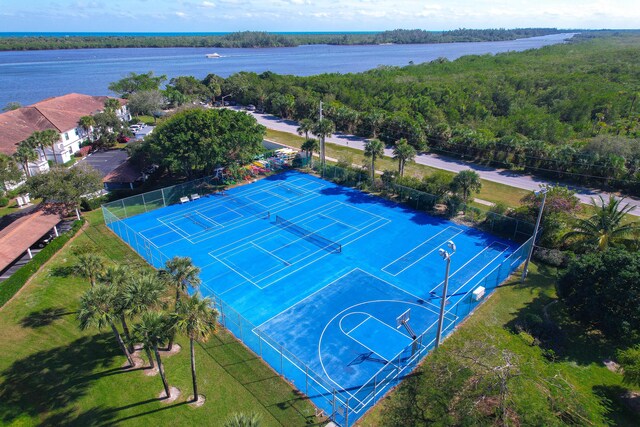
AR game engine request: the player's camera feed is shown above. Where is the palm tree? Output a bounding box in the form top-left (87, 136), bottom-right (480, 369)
top-left (296, 118), bottom-right (314, 140)
top-left (364, 138), bottom-right (385, 183)
top-left (104, 98), bottom-right (121, 113)
top-left (78, 115), bottom-right (96, 143)
top-left (101, 265), bottom-right (134, 351)
top-left (122, 270), bottom-right (167, 360)
top-left (450, 170), bottom-right (482, 204)
top-left (563, 195), bottom-right (640, 251)
top-left (175, 294), bottom-right (218, 402)
top-left (392, 138), bottom-right (417, 177)
top-left (38, 129), bottom-right (61, 164)
top-left (312, 119), bottom-right (335, 173)
top-left (300, 138), bottom-right (319, 168)
top-left (133, 311), bottom-right (174, 399)
top-left (224, 412), bottom-right (262, 427)
top-left (78, 284), bottom-right (135, 367)
top-left (162, 256), bottom-right (201, 350)
top-left (13, 140), bottom-right (38, 177)
top-left (74, 253), bottom-right (107, 287)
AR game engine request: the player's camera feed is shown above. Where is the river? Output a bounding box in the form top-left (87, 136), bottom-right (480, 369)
top-left (0, 33), bottom-right (574, 107)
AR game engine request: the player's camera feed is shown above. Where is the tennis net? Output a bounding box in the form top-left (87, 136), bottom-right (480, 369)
top-left (224, 194), bottom-right (270, 219)
top-left (275, 215), bottom-right (341, 253)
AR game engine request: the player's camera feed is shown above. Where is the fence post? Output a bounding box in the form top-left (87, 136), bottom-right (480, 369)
top-left (305, 366), bottom-right (309, 396)
top-left (141, 193), bottom-right (148, 212)
top-left (345, 397), bottom-right (349, 427)
top-left (280, 345), bottom-right (284, 375)
top-left (121, 199), bottom-right (127, 218)
top-left (238, 313), bottom-right (243, 340)
top-left (258, 331), bottom-right (262, 357)
top-left (513, 220), bottom-right (519, 240)
top-left (161, 188), bottom-right (167, 207)
top-left (332, 389), bottom-right (336, 420)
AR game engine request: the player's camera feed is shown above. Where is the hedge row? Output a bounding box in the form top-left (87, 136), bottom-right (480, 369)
top-left (0, 219), bottom-right (84, 308)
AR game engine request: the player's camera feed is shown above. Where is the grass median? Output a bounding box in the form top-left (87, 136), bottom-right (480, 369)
top-left (0, 210), bottom-right (319, 426)
top-left (265, 129), bottom-right (529, 207)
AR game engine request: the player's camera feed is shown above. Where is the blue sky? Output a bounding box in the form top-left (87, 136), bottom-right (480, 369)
top-left (1, 0), bottom-right (638, 32)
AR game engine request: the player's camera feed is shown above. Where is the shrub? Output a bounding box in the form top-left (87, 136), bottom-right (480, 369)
top-left (0, 219), bottom-right (84, 308)
top-left (0, 196), bottom-right (9, 207)
top-left (81, 195), bottom-right (107, 211)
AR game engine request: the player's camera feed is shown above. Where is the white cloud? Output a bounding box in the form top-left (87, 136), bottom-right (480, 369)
top-left (201, 1), bottom-right (215, 7)
top-left (175, 11), bottom-right (187, 17)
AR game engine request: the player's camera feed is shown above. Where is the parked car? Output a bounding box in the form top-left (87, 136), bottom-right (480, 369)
top-left (246, 104), bottom-right (256, 111)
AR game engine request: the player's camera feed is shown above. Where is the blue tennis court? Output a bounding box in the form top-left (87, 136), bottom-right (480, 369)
top-left (104, 170), bottom-right (530, 426)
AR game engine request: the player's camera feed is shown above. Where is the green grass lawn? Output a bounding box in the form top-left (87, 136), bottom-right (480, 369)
top-left (265, 129), bottom-right (529, 207)
top-left (358, 263), bottom-right (639, 426)
top-left (0, 210), bottom-right (320, 426)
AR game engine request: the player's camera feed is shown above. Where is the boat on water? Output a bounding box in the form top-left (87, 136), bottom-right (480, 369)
top-left (205, 53), bottom-right (221, 58)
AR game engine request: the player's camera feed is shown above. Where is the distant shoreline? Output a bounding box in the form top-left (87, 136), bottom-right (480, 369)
top-left (0, 29), bottom-right (568, 51)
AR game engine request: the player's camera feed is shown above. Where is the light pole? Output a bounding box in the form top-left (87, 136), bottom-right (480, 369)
top-left (220, 94), bottom-right (231, 107)
top-left (435, 240), bottom-right (456, 349)
top-left (521, 187), bottom-right (549, 283)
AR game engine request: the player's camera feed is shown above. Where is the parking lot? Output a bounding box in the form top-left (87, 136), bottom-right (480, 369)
top-left (76, 149), bottom-right (128, 177)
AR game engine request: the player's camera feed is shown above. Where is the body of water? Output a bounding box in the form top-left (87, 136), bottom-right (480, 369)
top-left (0, 33), bottom-right (574, 107)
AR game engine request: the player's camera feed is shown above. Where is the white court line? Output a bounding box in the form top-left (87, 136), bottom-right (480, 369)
top-left (340, 313), bottom-right (372, 335)
top-left (381, 226), bottom-right (464, 276)
top-left (250, 242), bottom-right (291, 266)
top-left (208, 200), bottom-right (345, 256)
top-left (428, 242), bottom-right (505, 295)
top-left (318, 299), bottom-right (442, 406)
top-left (254, 268), bottom-right (362, 329)
top-left (219, 217), bottom-right (390, 292)
top-left (445, 243), bottom-right (510, 305)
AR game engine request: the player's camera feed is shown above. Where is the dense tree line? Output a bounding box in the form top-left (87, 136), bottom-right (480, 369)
top-left (217, 35), bottom-right (640, 192)
top-left (0, 29), bottom-right (563, 51)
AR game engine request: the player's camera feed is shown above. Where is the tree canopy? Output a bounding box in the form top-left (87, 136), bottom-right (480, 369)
top-left (26, 164), bottom-right (103, 212)
top-left (108, 71), bottom-right (167, 98)
top-left (557, 248), bottom-right (640, 342)
top-left (147, 108), bottom-right (265, 178)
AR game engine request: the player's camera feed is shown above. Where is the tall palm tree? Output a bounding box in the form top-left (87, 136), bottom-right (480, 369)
top-left (296, 118), bottom-right (314, 140)
top-left (450, 170), bottom-right (482, 204)
top-left (78, 115), bottom-right (96, 143)
top-left (101, 265), bottom-right (134, 351)
top-left (175, 294), bottom-right (218, 402)
top-left (13, 140), bottom-right (38, 177)
top-left (104, 98), bottom-right (121, 113)
top-left (133, 311), bottom-right (174, 398)
top-left (78, 284), bottom-right (135, 367)
top-left (364, 138), bottom-right (385, 183)
top-left (563, 195), bottom-right (640, 251)
top-left (122, 270), bottom-right (167, 361)
top-left (38, 129), bottom-right (61, 164)
top-left (392, 138), bottom-right (417, 177)
top-left (162, 256), bottom-right (201, 350)
top-left (74, 253), bottom-right (107, 287)
top-left (313, 119), bottom-right (335, 173)
top-left (300, 138), bottom-right (319, 168)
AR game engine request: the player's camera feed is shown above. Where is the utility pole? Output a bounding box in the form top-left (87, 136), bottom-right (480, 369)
top-left (319, 101), bottom-right (326, 177)
top-left (521, 188), bottom-right (549, 283)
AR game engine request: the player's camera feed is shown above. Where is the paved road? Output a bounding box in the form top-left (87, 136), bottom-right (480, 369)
top-left (247, 110), bottom-right (640, 216)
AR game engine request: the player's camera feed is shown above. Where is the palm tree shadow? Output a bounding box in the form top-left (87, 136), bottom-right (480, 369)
top-left (0, 333), bottom-right (121, 424)
top-left (20, 307), bottom-right (75, 329)
top-left (38, 405), bottom-right (116, 427)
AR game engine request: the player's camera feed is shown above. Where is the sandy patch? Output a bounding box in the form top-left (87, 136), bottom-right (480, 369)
top-left (188, 394), bottom-right (206, 407)
top-left (160, 343), bottom-right (182, 357)
top-left (158, 386), bottom-right (181, 403)
top-left (603, 359), bottom-right (621, 373)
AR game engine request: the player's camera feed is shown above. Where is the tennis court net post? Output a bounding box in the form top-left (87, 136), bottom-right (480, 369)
top-left (275, 215), bottom-right (342, 253)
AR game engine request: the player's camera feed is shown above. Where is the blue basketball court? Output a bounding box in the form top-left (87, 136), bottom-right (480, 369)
top-left (105, 170), bottom-right (528, 425)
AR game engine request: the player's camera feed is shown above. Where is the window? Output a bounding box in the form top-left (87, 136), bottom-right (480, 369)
top-left (64, 132), bottom-right (69, 141)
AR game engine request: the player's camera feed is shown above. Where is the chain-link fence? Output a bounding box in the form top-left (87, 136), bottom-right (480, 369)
top-left (102, 169), bottom-right (534, 426)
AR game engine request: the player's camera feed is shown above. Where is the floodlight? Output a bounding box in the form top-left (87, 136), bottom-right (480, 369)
top-left (439, 248), bottom-right (447, 259)
top-left (535, 187), bottom-right (549, 196)
top-left (447, 240), bottom-right (456, 252)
